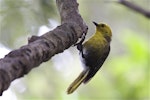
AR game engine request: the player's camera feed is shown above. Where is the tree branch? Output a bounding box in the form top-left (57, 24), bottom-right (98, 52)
top-left (118, 0), bottom-right (150, 18)
top-left (0, 0), bottom-right (88, 95)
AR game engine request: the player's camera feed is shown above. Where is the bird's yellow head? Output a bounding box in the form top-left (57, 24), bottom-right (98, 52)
top-left (93, 22), bottom-right (112, 42)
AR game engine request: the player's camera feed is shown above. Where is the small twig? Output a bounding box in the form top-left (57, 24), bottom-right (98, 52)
top-left (118, 0), bottom-right (150, 18)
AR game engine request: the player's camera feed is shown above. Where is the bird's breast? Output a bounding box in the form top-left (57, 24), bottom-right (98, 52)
top-left (80, 37), bottom-right (108, 69)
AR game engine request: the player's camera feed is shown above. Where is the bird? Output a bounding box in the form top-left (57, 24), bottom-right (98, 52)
top-left (67, 21), bottom-right (112, 94)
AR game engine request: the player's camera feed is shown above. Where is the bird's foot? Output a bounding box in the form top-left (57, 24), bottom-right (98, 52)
top-left (74, 33), bottom-right (86, 58)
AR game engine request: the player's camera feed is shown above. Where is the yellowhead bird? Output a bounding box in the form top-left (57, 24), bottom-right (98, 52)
top-left (67, 22), bottom-right (112, 94)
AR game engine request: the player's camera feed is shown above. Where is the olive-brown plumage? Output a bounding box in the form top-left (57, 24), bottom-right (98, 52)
top-left (67, 22), bottom-right (112, 94)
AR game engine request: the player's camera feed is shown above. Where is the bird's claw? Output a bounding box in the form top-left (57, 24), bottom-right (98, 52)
top-left (74, 33), bottom-right (86, 58)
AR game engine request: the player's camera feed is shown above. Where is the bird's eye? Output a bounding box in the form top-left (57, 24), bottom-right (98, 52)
top-left (101, 24), bottom-right (105, 27)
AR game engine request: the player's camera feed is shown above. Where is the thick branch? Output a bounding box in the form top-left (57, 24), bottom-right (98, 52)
top-left (118, 0), bottom-right (150, 18)
top-left (0, 0), bottom-right (88, 95)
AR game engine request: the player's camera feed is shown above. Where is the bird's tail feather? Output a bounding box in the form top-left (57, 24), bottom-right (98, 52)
top-left (67, 70), bottom-right (89, 94)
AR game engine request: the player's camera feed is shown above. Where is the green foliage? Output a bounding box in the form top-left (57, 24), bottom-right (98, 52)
top-left (0, 0), bottom-right (57, 48)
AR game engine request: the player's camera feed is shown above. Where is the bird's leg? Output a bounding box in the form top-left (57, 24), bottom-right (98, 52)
top-left (74, 33), bottom-right (86, 58)
top-left (74, 32), bottom-right (86, 46)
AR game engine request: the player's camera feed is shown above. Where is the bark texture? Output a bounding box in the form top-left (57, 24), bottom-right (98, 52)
top-left (0, 0), bottom-right (88, 95)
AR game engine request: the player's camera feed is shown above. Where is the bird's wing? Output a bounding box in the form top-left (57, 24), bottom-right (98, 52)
top-left (83, 45), bottom-right (110, 83)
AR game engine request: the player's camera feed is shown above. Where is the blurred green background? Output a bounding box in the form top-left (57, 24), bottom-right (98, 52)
top-left (0, 0), bottom-right (149, 100)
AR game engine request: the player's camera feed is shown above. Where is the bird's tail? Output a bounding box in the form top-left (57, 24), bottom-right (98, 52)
top-left (67, 70), bottom-right (89, 94)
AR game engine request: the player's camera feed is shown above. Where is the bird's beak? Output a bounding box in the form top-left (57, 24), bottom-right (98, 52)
top-left (93, 21), bottom-right (98, 26)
